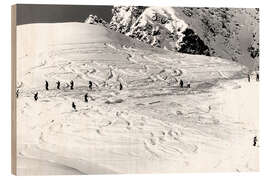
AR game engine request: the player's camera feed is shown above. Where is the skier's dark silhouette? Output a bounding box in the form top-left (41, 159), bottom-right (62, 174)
top-left (248, 74), bottom-right (251, 82)
top-left (256, 73), bottom-right (259, 82)
top-left (187, 83), bottom-right (191, 88)
top-left (72, 102), bottom-right (77, 111)
top-left (253, 136), bottom-right (258, 146)
top-left (89, 81), bottom-right (93, 90)
top-left (56, 81), bottom-right (60, 90)
top-left (119, 82), bottom-right (123, 90)
top-left (179, 80), bottom-right (184, 88)
top-left (45, 81), bottom-right (49, 90)
top-left (70, 80), bottom-right (74, 90)
top-left (208, 105), bottom-right (211, 112)
top-left (34, 92), bottom-right (38, 101)
top-left (16, 89), bottom-right (19, 98)
top-left (84, 93), bottom-right (88, 103)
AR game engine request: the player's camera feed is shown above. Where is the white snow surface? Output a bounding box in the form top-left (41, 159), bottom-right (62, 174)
top-left (16, 22), bottom-right (258, 175)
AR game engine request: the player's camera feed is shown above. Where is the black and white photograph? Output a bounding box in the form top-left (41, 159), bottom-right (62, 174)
top-left (11, 3), bottom-right (259, 175)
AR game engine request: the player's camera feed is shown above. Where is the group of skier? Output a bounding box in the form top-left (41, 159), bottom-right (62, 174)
top-left (16, 76), bottom-right (191, 110)
top-left (44, 80), bottom-right (75, 91)
top-left (26, 80), bottom-right (124, 111)
top-left (20, 78), bottom-right (189, 111)
top-left (32, 80), bottom-right (96, 107)
top-left (18, 70), bottom-right (260, 111)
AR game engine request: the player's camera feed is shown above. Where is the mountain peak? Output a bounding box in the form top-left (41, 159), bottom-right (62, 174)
top-left (109, 6), bottom-right (259, 70)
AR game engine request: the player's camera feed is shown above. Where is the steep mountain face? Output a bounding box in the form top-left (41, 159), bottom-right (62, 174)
top-left (109, 6), bottom-right (259, 70)
top-left (109, 6), bottom-right (209, 55)
top-left (109, 6), bottom-right (146, 33)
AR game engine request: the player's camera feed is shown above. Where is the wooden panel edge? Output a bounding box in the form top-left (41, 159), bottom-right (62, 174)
top-left (11, 4), bottom-right (17, 176)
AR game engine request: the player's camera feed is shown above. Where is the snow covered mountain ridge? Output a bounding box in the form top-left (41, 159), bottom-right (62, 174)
top-left (108, 6), bottom-right (259, 70)
top-left (109, 6), bottom-right (206, 53)
top-left (85, 14), bottom-right (108, 27)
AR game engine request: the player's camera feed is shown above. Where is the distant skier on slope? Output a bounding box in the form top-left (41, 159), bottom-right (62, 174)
top-left (70, 80), bottom-right (74, 90)
top-left (119, 82), bottom-right (123, 90)
top-left (187, 82), bottom-right (191, 88)
top-left (179, 79), bottom-right (184, 88)
top-left (253, 136), bottom-right (258, 146)
top-left (248, 74), bottom-right (251, 82)
top-left (56, 81), bottom-right (60, 90)
top-left (208, 105), bottom-right (212, 112)
top-left (256, 73), bottom-right (259, 82)
top-left (84, 93), bottom-right (88, 103)
top-left (34, 92), bottom-right (38, 101)
top-left (89, 81), bottom-right (93, 90)
top-left (45, 81), bottom-right (49, 90)
top-left (72, 102), bottom-right (77, 111)
top-left (16, 89), bottom-right (19, 98)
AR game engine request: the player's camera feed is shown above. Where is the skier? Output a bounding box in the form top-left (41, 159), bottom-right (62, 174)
top-left (179, 79), bottom-right (184, 88)
top-left (34, 92), bottom-right (38, 101)
top-left (248, 74), bottom-right (251, 82)
top-left (84, 93), bottom-right (88, 103)
top-left (187, 82), bottom-right (191, 88)
top-left (253, 136), bottom-right (258, 146)
top-left (70, 80), bottom-right (74, 90)
top-left (72, 102), bottom-right (77, 111)
top-left (89, 81), bottom-right (92, 90)
top-left (208, 105), bottom-right (211, 112)
top-left (45, 81), bottom-right (49, 90)
top-left (16, 89), bottom-right (19, 98)
top-left (119, 82), bottom-right (123, 91)
top-left (256, 73), bottom-right (259, 82)
top-left (56, 81), bottom-right (60, 90)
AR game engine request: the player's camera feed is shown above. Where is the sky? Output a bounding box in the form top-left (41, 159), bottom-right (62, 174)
top-left (16, 4), bottom-right (113, 25)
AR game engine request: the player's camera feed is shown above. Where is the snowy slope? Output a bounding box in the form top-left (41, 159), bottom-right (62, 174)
top-left (109, 6), bottom-right (259, 70)
top-left (16, 22), bottom-right (258, 175)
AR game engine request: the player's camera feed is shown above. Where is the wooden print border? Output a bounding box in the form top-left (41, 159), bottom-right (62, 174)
top-left (11, 4), bottom-right (17, 175)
